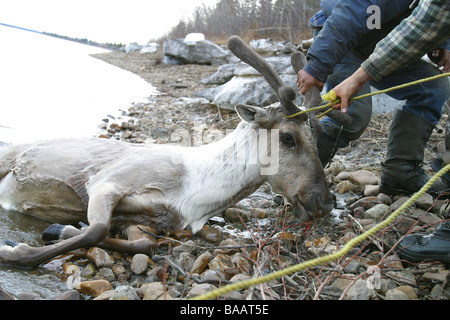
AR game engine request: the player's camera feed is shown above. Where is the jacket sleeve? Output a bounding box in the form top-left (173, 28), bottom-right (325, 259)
top-left (362, 0), bottom-right (450, 81)
top-left (304, 0), bottom-right (413, 83)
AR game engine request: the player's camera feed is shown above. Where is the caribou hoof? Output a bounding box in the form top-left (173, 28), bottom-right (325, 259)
top-left (42, 224), bottom-right (66, 242)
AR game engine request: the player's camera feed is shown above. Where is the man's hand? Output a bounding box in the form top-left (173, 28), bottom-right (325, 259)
top-left (297, 70), bottom-right (324, 95)
top-left (328, 67), bottom-right (371, 113)
top-left (432, 49), bottom-right (450, 72)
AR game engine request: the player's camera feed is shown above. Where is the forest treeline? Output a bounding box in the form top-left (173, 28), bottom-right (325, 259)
top-left (166, 0), bottom-right (320, 44)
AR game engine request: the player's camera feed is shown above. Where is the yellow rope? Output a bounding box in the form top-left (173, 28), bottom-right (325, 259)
top-left (285, 72), bottom-right (450, 119)
top-left (190, 163), bottom-right (450, 300)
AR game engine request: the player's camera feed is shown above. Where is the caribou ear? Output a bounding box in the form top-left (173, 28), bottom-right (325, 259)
top-left (235, 104), bottom-right (272, 126)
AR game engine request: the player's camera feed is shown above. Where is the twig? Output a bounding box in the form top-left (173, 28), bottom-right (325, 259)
top-left (152, 255), bottom-right (233, 286)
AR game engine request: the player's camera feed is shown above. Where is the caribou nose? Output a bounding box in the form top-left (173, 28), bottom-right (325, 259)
top-left (294, 191), bottom-right (334, 221)
top-left (315, 192), bottom-right (334, 218)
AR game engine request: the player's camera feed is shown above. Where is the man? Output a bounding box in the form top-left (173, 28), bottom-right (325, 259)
top-left (298, 0), bottom-right (450, 265)
top-left (298, 0), bottom-right (450, 196)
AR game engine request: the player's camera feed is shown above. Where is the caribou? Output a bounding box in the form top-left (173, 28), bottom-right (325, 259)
top-left (0, 36), bottom-right (342, 268)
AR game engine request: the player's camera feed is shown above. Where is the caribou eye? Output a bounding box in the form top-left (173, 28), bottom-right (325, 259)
top-left (280, 132), bottom-right (296, 149)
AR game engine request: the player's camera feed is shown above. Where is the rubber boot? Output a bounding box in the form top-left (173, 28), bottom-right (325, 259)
top-left (397, 221), bottom-right (450, 264)
top-left (379, 110), bottom-right (447, 195)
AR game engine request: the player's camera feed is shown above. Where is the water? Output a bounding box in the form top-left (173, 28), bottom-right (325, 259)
top-left (0, 25), bottom-right (157, 298)
top-left (0, 25), bottom-right (158, 145)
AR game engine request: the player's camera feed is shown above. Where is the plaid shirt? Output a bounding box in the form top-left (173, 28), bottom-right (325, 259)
top-left (362, 0), bottom-right (450, 81)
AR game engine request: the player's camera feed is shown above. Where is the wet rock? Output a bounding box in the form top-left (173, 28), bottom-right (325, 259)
top-left (17, 292), bottom-right (40, 300)
top-left (62, 262), bottom-right (80, 276)
top-left (81, 263), bottom-right (97, 278)
top-left (97, 267), bottom-right (116, 282)
top-left (173, 229), bottom-right (193, 240)
top-left (176, 252), bottom-right (196, 273)
top-left (0, 287), bottom-right (14, 300)
top-left (54, 290), bottom-right (80, 300)
top-left (108, 285), bottom-right (140, 300)
top-left (198, 225), bottom-right (222, 243)
top-left (131, 254), bottom-right (149, 275)
top-left (190, 251), bottom-right (213, 274)
top-left (363, 204), bottom-right (390, 220)
top-left (209, 253), bottom-right (234, 271)
top-left (112, 264), bottom-right (128, 277)
top-left (86, 247), bottom-right (114, 268)
top-left (76, 279), bottom-right (111, 297)
top-left (223, 207), bottom-right (251, 222)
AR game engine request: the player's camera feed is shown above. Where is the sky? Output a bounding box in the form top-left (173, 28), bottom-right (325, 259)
top-left (0, 0), bottom-right (219, 44)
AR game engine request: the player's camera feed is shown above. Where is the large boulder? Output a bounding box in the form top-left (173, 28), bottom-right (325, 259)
top-left (249, 39), bottom-right (296, 57)
top-left (163, 36), bottom-right (230, 65)
top-left (196, 55), bottom-right (303, 110)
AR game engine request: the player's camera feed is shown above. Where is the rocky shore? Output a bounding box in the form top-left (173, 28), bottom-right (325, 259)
top-left (1, 46), bottom-right (449, 301)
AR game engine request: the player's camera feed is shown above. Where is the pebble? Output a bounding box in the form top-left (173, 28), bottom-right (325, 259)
top-left (187, 283), bottom-right (218, 298)
top-left (414, 193), bottom-right (434, 210)
top-left (131, 254), bottom-right (149, 275)
top-left (385, 288), bottom-right (410, 300)
top-left (76, 279), bottom-right (111, 297)
top-left (139, 282), bottom-right (173, 300)
top-left (347, 170), bottom-right (380, 186)
top-left (395, 286), bottom-right (418, 300)
top-left (54, 290), bottom-right (80, 300)
top-left (364, 185), bottom-right (379, 197)
top-left (344, 279), bottom-right (374, 300)
top-left (208, 253), bottom-right (234, 272)
top-left (190, 251), bottom-right (212, 274)
top-left (107, 285), bottom-right (140, 300)
top-left (362, 203), bottom-right (390, 220)
top-left (86, 247), bottom-right (114, 268)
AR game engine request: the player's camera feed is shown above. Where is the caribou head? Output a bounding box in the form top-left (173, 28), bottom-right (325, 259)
top-left (227, 36), bottom-right (333, 220)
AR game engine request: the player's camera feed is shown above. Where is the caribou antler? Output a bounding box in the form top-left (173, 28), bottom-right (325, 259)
top-left (227, 36), bottom-right (307, 120)
top-left (291, 51), bottom-right (352, 127)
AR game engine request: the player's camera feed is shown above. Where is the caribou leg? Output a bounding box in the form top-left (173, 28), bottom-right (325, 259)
top-left (0, 186), bottom-right (120, 268)
top-left (43, 223), bottom-right (157, 255)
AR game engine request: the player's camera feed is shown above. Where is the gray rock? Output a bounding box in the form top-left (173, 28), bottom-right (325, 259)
top-left (201, 63), bottom-right (236, 85)
top-left (131, 254), bottom-right (149, 275)
top-left (363, 204), bottom-right (390, 220)
top-left (385, 288), bottom-right (410, 300)
top-left (163, 38), bottom-right (230, 65)
top-left (187, 283), bottom-right (218, 298)
top-left (196, 55), bottom-right (302, 110)
top-left (344, 279), bottom-right (375, 300)
top-left (109, 285), bottom-right (140, 300)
